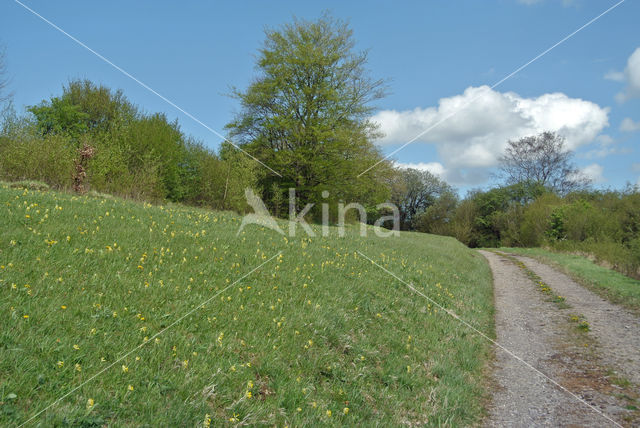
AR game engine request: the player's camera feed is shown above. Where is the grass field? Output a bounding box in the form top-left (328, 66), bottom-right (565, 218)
top-left (1, 183), bottom-right (494, 426)
top-left (501, 247), bottom-right (640, 314)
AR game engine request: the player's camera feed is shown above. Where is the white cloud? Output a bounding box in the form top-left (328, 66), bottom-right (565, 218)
top-left (580, 163), bottom-right (605, 183)
top-left (581, 134), bottom-right (630, 159)
top-left (394, 161), bottom-right (446, 177)
top-left (604, 70), bottom-right (625, 82)
top-left (620, 117), bottom-right (640, 132)
top-left (607, 47), bottom-right (640, 102)
top-left (372, 86), bottom-right (609, 184)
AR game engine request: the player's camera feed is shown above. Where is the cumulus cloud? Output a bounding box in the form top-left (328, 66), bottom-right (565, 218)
top-left (606, 47), bottom-right (640, 102)
top-left (394, 161), bottom-right (446, 177)
top-left (579, 163), bottom-right (605, 183)
top-left (372, 86), bottom-right (609, 184)
top-left (620, 117), bottom-right (640, 132)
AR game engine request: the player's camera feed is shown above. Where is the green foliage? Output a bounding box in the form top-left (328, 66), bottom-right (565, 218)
top-left (390, 168), bottom-right (454, 230)
top-left (1, 79), bottom-right (258, 210)
top-left (226, 13), bottom-right (392, 217)
top-left (449, 182), bottom-right (640, 279)
top-left (0, 115), bottom-right (75, 189)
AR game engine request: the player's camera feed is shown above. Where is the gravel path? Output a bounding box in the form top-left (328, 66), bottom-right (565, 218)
top-left (513, 255), bottom-right (640, 386)
top-left (479, 250), bottom-right (640, 427)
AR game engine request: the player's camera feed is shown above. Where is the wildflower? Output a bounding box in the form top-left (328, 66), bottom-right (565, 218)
top-left (343, 407), bottom-right (349, 415)
top-left (127, 385), bottom-right (134, 391)
top-left (122, 365), bottom-right (129, 373)
top-left (73, 344), bottom-right (80, 350)
top-left (245, 390), bottom-right (252, 398)
top-left (75, 363), bottom-right (82, 372)
top-left (86, 398), bottom-right (94, 409)
top-left (297, 407), bottom-right (302, 412)
top-left (56, 361), bottom-right (64, 368)
top-left (326, 410), bottom-right (332, 417)
top-left (61, 305), bottom-right (67, 310)
top-left (23, 315), bottom-right (29, 319)
top-left (182, 360), bottom-right (189, 369)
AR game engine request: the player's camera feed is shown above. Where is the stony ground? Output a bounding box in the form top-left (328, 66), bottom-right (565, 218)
top-left (480, 250), bottom-right (640, 427)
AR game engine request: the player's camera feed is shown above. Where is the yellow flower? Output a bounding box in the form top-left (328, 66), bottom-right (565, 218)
top-left (56, 361), bottom-right (64, 368)
top-left (326, 410), bottom-right (332, 417)
top-left (86, 398), bottom-right (94, 408)
top-left (127, 384), bottom-right (134, 391)
top-left (122, 365), bottom-right (129, 373)
top-left (75, 363), bottom-right (82, 372)
top-left (343, 407), bottom-right (349, 415)
top-left (61, 305), bottom-right (67, 310)
top-left (245, 390), bottom-right (252, 398)
top-left (73, 344), bottom-right (80, 350)
top-left (23, 314), bottom-right (29, 319)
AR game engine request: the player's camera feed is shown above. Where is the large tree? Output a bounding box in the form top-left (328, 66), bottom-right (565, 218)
top-left (226, 14), bottom-right (392, 216)
top-left (498, 131), bottom-right (590, 195)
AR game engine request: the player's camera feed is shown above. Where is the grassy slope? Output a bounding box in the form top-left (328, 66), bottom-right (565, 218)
top-left (1, 184), bottom-right (494, 426)
top-left (501, 247), bottom-right (640, 314)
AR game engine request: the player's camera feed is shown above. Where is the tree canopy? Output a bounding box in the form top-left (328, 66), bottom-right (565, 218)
top-left (498, 131), bottom-right (590, 195)
top-left (226, 13), bottom-right (392, 217)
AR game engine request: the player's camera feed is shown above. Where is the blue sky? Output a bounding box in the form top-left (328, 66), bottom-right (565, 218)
top-left (1, 0), bottom-right (639, 192)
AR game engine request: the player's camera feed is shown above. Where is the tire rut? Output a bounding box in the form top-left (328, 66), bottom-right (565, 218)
top-left (479, 250), bottom-right (640, 427)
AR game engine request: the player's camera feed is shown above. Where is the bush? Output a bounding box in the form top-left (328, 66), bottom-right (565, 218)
top-left (0, 126), bottom-right (74, 189)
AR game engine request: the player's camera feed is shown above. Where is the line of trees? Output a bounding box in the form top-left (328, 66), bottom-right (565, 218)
top-left (1, 17), bottom-right (638, 278)
top-left (0, 79), bottom-right (258, 212)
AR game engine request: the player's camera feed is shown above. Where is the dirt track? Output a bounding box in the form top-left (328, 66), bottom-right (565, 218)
top-left (480, 250), bottom-right (640, 427)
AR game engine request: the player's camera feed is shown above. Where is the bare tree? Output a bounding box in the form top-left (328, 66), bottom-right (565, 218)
top-left (498, 131), bottom-right (590, 195)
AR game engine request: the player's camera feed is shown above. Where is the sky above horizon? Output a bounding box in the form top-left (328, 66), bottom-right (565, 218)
top-left (1, 0), bottom-right (639, 193)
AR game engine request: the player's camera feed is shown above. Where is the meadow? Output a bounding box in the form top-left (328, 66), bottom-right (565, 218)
top-left (0, 183), bottom-right (495, 426)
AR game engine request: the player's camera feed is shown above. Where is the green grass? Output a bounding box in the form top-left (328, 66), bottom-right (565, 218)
top-left (0, 184), bottom-right (494, 426)
top-left (500, 247), bottom-right (640, 314)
